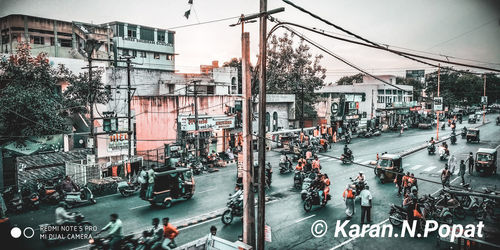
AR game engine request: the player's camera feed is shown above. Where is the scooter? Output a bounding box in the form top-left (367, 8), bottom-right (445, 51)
top-left (89, 233), bottom-right (136, 250)
top-left (62, 184), bottom-right (96, 209)
top-left (438, 147), bottom-right (449, 161)
top-left (300, 176), bottom-right (313, 200)
top-left (37, 179), bottom-right (62, 204)
top-left (427, 143), bottom-right (436, 155)
top-left (117, 179), bottom-right (141, 197)
top-left (279, 161), bottom-right (293, 174)
top-left (303, 187), bottom-right (330, 212)
top-left (293, 171), bottom-right (303, 189)
top-left (221, 195), bottom-right (243, 225)
top-left (450, 134), bottom-right (457, 145)
top-left (340, 153), bottom-right (354, 164)
top-left (345, 134), bottom-right (351, 144)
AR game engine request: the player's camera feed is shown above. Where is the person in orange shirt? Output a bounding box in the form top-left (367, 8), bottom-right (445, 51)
top-left (161, 217), bottom-right (179, 249)
top-left (402, 172), bottom-right (410, 195)
top-left (312, 156), bottom-right (321, 171)
top-left (343, 184), bottom-right (355, 217)
top-left (295, 161), bottom-right (304, 171)
top-left (322, 174), bottom-right (330, 205)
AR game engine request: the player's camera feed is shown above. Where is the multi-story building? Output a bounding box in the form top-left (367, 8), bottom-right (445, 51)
top-left (0, 14), bottom-right (112, 59)
top-left (103, 21), bottom-right (175, 71)
top-left (316, 75), bottom-right (416, 128)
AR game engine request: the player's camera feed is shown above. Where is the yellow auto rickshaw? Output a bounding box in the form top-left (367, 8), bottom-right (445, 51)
top-left (374, 154), bottom-right (403, 183)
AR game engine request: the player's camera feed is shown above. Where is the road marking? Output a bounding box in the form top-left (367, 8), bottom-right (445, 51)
top-left (95, 193), bottom-right (121, 200)
top-left (410, 165), bottom-right (423, 170)
top-left (330, 219), bottom-right (389, 250)
top-left (436, 168), bottom-right (444, 173)
top-left (422, 166), bottom-right (436, 172)
top-left (198, 188), bottom-right (216, 194)
top-left (327, 158), bottom-right (337, 162)
top-left (295, 214), bottom-right (316, 223)
top-left (404, 163), bottom-right (410, 167)
top-left (431, 177), bottom-right (460, 196)
top-left (361, 160), bottom-right (372, 165)
top-left (130, 204), bottom-right (150, 210)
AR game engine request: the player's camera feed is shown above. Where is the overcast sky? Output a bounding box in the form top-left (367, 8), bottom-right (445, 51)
top-left (1, 0), bottom-right (499, 83)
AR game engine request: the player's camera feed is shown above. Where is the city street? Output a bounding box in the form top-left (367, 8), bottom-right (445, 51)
top-left (8, 115), bottom-right (499, 250)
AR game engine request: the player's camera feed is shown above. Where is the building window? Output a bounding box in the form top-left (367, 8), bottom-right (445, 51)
top-left (166, 54), bottom-right (174, 60)
top-left (168, 84), bottom-right (175, 94)
top-left (266, 112), bottom-right (270, 132)
top-left (377, 96), bottom-right (384, 103)
top-left (122, 49), bottom-right (129, 56)
top-left (377, 89), bottom-right (384, 95)
top-left (273, 112), bottom-right (278, 132)
top-left (207, 86), bottom-right (214, 95)
top-left (50, 37), bottom-right (55, 45)
top-left (167, 32), bottom-right (174, 44)
top-left (157, 33), bottom-right (165, 42)
top-left (154, 53), bottom-right (160, 59)
top-left (31, 36), bottom-right (44, 45)
top-left (132, 50), bottom-right (137, 57)
top-left (60, 39), bottom-right (72, 47)
top-left (140, 51), bottom-right (146, 58)
top-left (140, 28), bottom-right (154, 41)
top-left (127, 28), bottom-right (137, 38)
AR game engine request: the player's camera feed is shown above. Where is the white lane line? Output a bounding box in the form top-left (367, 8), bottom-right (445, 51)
top-left (130, 204), bottom-right (150, 210)
top-left (295, 214), bottom-right (316, 223)
top-left (198, 188), bottom-right (217, 194)
top-left (354, 159), bottom-right (364, 163)
top-left (403, 163), bottom-right (410, 167)
top-left (422, 166), bottom-right (436, 172)
top-left (327, 158), bottom-right (337, 162)
top-left (330, 219), bottom-right (389, 250)
top-left (410, 165), bottom-right (423, 170)
top-left (361, 160), bottom-right (372, 165)
top-left (95, 193), bottom-right (121, 200)
top-left (431, 177), bottom-right (460, 196)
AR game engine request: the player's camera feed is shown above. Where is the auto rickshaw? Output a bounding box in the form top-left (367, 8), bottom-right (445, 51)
top-left (143, 167), bottom-right (195, 208)
top-left (466, 128), bottom-right (480, 143)
top-left (468, 115), bottom-right (476, 124)
top-left (374, 154), bottom-right (403, 183)
top-left (475, 148), bottom-right (498, 175)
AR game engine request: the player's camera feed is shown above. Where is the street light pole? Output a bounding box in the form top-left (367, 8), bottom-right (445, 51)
top-left (436, 63), bottom-right (440, 140)
top-left (483, 74), bottom-right (486, 124)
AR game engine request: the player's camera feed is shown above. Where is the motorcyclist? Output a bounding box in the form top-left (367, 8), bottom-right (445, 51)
top-left (98, 213), bottom-right (123, 250)
top-left (353, 171), bottom-right (365, 191)
top-left (265, 162), bottom-right (273, 185)
top-left (230, 185), bottom-right (243, 208)
top-left (312, 156), bottom-right (321, 171)
top-left (55, 202), bottom-right (75, 226)
top-left (429, 137), bottom-right (436, 145)
top-left (461, 126), bottom-right (467, 136)
top-left (310, 174), bottom-right (325, 204)
top-left (61, 176), bottom-right (81, 201)
top-left (141, 218), bottom-right (164, 249)
top-left (295, 161), bottom-right (304, 171)
top-left (322, 174), bottom-right (331, 205)
top-left (343, 145), bottom-right (352, 159)
top-left (451, 130), bottom-right (457, 143)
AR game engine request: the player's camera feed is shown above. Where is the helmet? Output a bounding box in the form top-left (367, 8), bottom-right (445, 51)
top-left (359, 171), bottom-right (364, 175)
top-left (58, 201), bottom-right (67, 208)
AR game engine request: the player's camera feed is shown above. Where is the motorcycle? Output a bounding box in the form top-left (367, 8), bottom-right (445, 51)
top-left (349, 177), bottom-right (366, 196)
top-left (438, 147), bottom-right (449, 161)
top-left (62, 184), bottom-right (96, 209)
top-left (340, 153), bottom-right (354, 164)
top-left (303, 187), bottom-right (330, 212)
top-left (450, 133), bottom-right (457, 145)
top-left (21, 186), bottom-right (40, 210)
top-left (427, 143), bottom-right (436, 155)
top-left (221, 195), bottom-right (243, 225)
top-left (345, 134), bottom-right (351, 144)
top-left (2, 186), bottom-right (23, 214)
top-left (40, 212), bottom-right (93, 246)
top-left (461, 128), bottom-right (467, 139)
top-left (89, 233), bottom-right (136, 250)
top-left (293, 171), bottom-right (304, 189)
top-left (37, 177), bottom-right (62, 204)
top-left (425, 195), bottom-right (454, 225)
top-left (117, 179), bottom-right (140, 197)
top-left (300, 176), bottom-right (313, 200)
top-left (279, 161), bottom-right (293, 174)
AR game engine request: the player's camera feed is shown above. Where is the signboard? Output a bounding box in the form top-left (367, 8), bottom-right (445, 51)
top-left (330, 103), bottom-right (339, 115)
top-left (265, 225), bottom-right (272, 242)
top-left (433, 97), bottom-right (443, 111)
top-left (481, 96), bottom-right (488, 105)
top-left (406, 70), bottom-right (425, 80)
top-left (179, 115), bottom-right (235, 131)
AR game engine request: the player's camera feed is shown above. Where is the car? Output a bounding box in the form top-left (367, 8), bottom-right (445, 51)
top-left (468, 115), bottom-right (476, 124)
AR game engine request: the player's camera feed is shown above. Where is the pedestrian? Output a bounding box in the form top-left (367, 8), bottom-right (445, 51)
top-left (343, 184), bottom-right (355, 217)
top-left (448, 154), bottom-right (456, 175)
top-left (459, 160), bottom-right (466, 185)
top-left (359, 185), bottom-right (372, 224)
top-left (146, 165), bottom-right (156, 199)
top-left (465, 152), bottom-right (474, 174)
top-left (394, 172), bottom-right (403, 196)
top-left (402, 172), bottom-right (410, 195)
top-left (138, 166), bottom-right (148, 199)
top-left (161, 217), bottom-right (179, 249)
top-left (441, 165), bottom-right (451, 188)
top-left (98, 214), bottom-right (123, 250)
top-left (210, 226), bottom-right (217, 236)
top-left (0, 191), bottom-right (6, 218)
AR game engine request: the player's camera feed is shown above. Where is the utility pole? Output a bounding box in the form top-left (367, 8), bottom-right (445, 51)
top-left (241, 31), bottom-right (256, 247)
top-left (436, 63), bottom-right (440, 140)
top-left (257, 0), bottom-right (267, 248)
top-left (371, 89), bottom-right (374, 119)
top-left (301, 84), bottom-right (304, 133)
top-left (193, 80), bottom-right (201, 158)
top-left (483, 74), bottom-right (486, 124)
top-left (126, 57), bottom-right (132, 164)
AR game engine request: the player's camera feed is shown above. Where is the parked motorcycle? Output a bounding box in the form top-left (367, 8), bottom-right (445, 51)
top-left (62, 184), bottom-right (96, 209)
top-left (450, 133), bottom-right (457, 145)
top-left (279, 161), bottom-right (293, 174)
top-left (293, 171), bottom-right (304, 189)
top-left (345, 134), bottom-right (351, 144)
top-left (221, 195), bottom-right (243, 225)
top-left (303, 187), bottom-right (330, 212)
top-left (37, 179), bottom-right (62, 204)
top-left (117, 180), bottom-right (140, 197)
top-left (21, 185), bottom-right (40, 210)
top-left (2, 186), bottom-right (23, 214)
top-left (349, 177), bottom-right (366, 197)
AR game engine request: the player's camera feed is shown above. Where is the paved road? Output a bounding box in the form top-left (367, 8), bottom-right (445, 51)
top-left (7, 115), bottom-right (499, 250)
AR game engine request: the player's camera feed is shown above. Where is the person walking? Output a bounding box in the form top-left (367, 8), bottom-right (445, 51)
top-left (343, 184), bottom-right (355, 218)
top-left (441, 165), bottom-right (451, 188)
top-left (448, 154), bottom-right (456, 175)
top-left (394, 172), bottom-right (403, 196)
top-left (465, 152), bottom-right (474, 175)
top-left (138, 166), bottom-right (148, 199)
top-left (459, 160), bottom-right (466, 185)
top-left (146, 165), bottom-right (156, 200)
top-left (359, 186), bottom-right (372, 224)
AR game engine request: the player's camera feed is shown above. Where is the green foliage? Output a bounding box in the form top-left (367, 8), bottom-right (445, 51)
top-left (266, 32), bottom-right (327, 118)
top-left (396, 76), bottom-right (424, 101)
top-left (336, 73), bottom-right (363, 85)
top-left (0, 43), bottom-right (111, 141)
